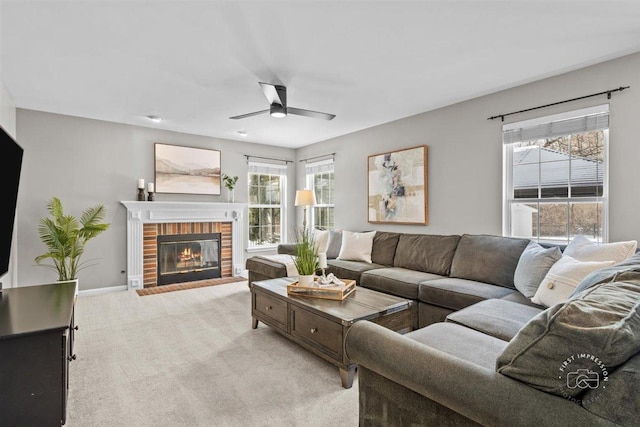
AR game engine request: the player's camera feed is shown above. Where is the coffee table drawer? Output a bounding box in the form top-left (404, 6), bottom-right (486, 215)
top-left (254, 291), bottom-right (288, 328)
top-left (291, 306), bottom-right (342, 358)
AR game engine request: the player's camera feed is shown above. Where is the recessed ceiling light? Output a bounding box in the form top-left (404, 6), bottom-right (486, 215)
top-left (237, 131), bottom-right (248, 137)
top-left (146, 115), bottom-right (162, 123)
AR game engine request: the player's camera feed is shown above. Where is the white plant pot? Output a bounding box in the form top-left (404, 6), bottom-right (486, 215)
top-left (297, 274), bottom-right (316, 287)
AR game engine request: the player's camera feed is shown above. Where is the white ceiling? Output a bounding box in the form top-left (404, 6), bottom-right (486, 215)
top-left (2, 1), bottom-right (640, 149)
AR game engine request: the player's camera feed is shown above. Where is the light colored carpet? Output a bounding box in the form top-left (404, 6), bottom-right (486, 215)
top-left (67, 280), bottom-right (359, 427)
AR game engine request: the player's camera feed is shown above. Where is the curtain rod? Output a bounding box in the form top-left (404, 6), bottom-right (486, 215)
top-left (488, 86), bottom-right (630, 122)
top-left (244, 155), bottom-right (292, 164)
top-left (299, 152), bottom-right (336, 163)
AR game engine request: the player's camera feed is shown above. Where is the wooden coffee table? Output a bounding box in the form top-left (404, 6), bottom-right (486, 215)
top-left (250, 277), bottom-right (413, 388)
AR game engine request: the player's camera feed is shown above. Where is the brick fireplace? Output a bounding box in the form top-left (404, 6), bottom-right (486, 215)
top-left (144, 223), bottom-right (230, 287)
top-left (121, 201), bottom-right (246, 291)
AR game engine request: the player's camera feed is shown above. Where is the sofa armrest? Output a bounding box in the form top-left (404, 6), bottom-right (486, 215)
top-left (277, 244), bottom-right (297, 255)
top-left (345, 321), bottom-right (615, 427)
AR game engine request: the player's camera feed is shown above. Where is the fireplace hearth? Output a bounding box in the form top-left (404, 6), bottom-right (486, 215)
top-left (157, 233), bottom-right (222, 285)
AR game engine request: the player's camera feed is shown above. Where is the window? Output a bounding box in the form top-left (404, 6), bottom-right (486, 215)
top-left (503, 105), bottom-right (608, 244)
top-left (248, 162), bottom-right (287, 248)
top-left (306, 159), bottom-right (334, 230)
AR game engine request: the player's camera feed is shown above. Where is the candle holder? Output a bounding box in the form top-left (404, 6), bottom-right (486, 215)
top-left (137, 188), bottom-right (146, 201)
top-left (147, 191), bottom-right (155, 201)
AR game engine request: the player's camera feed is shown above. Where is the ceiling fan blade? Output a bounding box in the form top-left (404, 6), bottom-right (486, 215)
top-left (287, 107), bottom-right (336, 121)
top-left (229, 109), bottom-right (269, 120)
top-left (259, 82), bottom-right (286, 106)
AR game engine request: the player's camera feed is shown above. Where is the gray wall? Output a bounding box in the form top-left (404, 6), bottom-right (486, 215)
top-left (296, 51), bottom-right (640, 243)
top-left (16, 110), bottom-right (295, 290)
top-left (0, 0), bottom-right (18, 287)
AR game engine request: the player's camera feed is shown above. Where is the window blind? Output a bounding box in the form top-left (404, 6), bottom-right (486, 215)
top-left (305, 159), bottom-right (334, 175)
top-left (248, 162), bottom-right (287, 176)
top-left (503, 112), bottom-right (609, 145)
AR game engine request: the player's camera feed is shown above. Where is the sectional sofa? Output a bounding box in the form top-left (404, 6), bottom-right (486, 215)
top-left (245, 231), bottom-right (640, 426)
top-left (247, 232), bottom-right (541, 328)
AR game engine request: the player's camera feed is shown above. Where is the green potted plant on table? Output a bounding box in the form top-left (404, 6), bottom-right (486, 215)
top-left (222, 173), bottom-right (239, 203)
top-left (293, 228), bottom-right (318, 287)
top-left (35, 197), bottom-right (110, 282)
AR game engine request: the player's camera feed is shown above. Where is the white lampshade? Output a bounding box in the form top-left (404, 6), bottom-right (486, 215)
top-left (295, 189), bottom-right (316, 207)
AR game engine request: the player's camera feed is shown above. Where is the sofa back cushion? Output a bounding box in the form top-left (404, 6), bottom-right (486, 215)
top-left (393, 234), bottom-right (461, 275)
top-left (581, 351), bottom-right (640, 426)
top-left (450, 234), bottom-right (529, 288)
top-left (370, 231), bottom-right (400, 266)
top-left (496, 270), bottom-right (640, 399)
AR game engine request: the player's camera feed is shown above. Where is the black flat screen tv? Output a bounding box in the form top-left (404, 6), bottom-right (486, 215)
top-left (0, 124), bottom-right (23, 280)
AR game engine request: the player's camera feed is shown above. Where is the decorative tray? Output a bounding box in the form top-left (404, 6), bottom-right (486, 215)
top-left (287, 279), bottom-right (356, 300)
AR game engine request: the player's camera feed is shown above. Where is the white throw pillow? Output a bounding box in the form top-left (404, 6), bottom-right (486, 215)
top-left (531, 255), bottom-right (615, 307)
top-left (337, 230), bottom-right (377, 263)
top-left (313, 229), bottom-right (330, 254)
top-left (564, 235), bottom-right (637, 264)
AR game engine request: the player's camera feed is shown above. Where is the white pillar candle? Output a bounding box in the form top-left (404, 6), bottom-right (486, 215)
top-left (147, 182), bottom-right (154, 193)
top-left (318, 253), bottom-right (328, 269)
top-left (138, 178), bottom-right (145, 189)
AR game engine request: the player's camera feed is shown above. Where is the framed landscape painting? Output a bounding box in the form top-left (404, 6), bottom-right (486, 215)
top-left (368, 145), bottom-right (428, 224)
top-left (155, 143), bottom-right (221, 195)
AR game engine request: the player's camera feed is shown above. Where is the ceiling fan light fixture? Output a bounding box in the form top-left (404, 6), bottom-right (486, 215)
top-left (270, 103), bottom-right (286, 118)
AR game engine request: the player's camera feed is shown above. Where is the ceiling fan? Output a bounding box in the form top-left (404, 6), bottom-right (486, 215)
top-left (229, 82), bottom-right (336, 121)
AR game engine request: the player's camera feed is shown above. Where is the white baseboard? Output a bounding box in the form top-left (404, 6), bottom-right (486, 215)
top-left (78, 285), bottom-right (127, 297)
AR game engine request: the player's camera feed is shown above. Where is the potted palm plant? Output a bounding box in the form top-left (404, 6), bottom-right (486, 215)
top-left (35, 197), bottom-right (110, 281)
top-left (293, 227), bottom-right (318, 286)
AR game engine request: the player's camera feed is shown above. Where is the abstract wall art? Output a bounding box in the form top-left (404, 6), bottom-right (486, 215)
top-left (368, 145), bottom-right (428, 224)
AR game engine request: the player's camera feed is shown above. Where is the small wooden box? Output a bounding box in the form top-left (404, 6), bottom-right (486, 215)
top-left (287, 279), bottom-right (356, 300)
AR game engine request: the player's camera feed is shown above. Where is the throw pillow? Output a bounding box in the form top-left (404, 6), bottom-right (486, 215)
top-left (313, 229), bottom-right (330, 254)
top-left (531, 256), bottom-right (615, 307)
top-left (513, 241), bottom-right (562, 298)
top-left (326, 230), bottom-right (343, 259)
top-left (571, 253), bottom-right (640, 297)
top-left (563, 235), bottom-right (637, 264)
top-left (496, 271), bottom-right (640, 399)
top-left (338, 230), bottom-right (377, 263)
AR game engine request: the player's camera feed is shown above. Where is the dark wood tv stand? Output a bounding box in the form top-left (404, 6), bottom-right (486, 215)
top-left (0, 281), bottom-right (77, 426)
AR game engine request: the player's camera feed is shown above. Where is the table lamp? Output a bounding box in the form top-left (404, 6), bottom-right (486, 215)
top-left (295, 189), bottom-right (316, 229)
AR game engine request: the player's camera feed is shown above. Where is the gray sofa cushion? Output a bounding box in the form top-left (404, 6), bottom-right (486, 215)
top-left (418, 278), bottom-right (516, 311)
top-left (513, 242), bottom-right (562, 298)
top-left (361, 268), bottom-right (444, 300)
top-left (571, 253), bottom-right (640, 296)
top-left (582, 351), bottom-right (640, 426)
top-left (445, 299), bottom-right (543, 341)
top-left (326, 259), bottom-right (384, 283)
top-left (450, 234), bottom-right (530, 288)
top-left (496, 270), bottom-right (640, 398)
top-left (394, 234), bottom-right (461, 276)
top-left (371, 231), bottom-right (401, 266)
top-left (405, 322), bottom-right (508, 369)
top-left (499, 292), bottom-right (545, 308)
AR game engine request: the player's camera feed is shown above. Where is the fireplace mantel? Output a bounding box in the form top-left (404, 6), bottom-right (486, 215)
top-left (121, 201), bottom-right (246, 290)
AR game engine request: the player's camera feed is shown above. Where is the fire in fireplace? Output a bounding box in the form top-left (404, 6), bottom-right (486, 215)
top-left (157, 233), bottom-right (222, 285)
